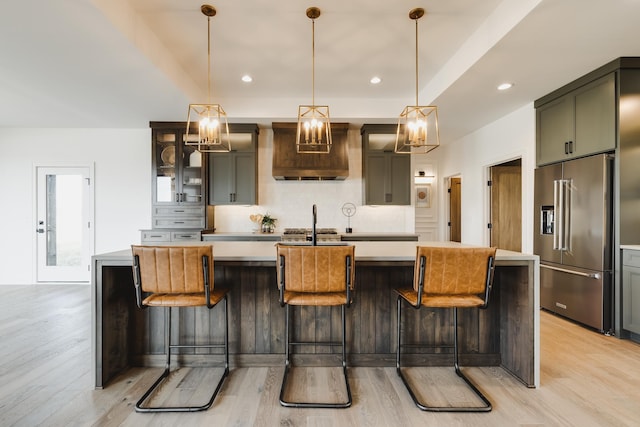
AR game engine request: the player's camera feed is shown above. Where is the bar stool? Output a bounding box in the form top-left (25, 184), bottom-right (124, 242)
top-left (276, 244), bottom-right (355, 408)
top-left (395, 246), bottom-right (496, 412)
top-left (131, 245), bottom-right (229, 413)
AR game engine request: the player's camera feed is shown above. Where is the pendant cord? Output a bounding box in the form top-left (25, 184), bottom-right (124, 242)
top-left (207, 15), bottom-right (212, 104)
top-left (311, 18), bottom-right (315, 106)
top-left (415, 17), bottom-right (419, 106)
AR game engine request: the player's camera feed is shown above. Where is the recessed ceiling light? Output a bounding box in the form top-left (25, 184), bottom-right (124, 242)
top-left (497, 82), bottom-right (513, 91)
top-left (370, 76), bottom-right (382, 84)
top-left (241, 74), bottom-right (253, 83)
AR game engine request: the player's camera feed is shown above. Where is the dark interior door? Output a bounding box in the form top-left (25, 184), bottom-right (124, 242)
top-left (449, 177), bottom-right (461, 242)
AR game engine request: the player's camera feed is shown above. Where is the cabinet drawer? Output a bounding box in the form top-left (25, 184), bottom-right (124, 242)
top-left (170, 231), bottom-right (201, 241)
top-left (623, 250), bottom-right (640, 268)
top-left (153, 218), bottom-right (205, 229)
top-left (153, 206), bottom-right (205, 217)
top-left (141, 231), bottom-right (171, 242)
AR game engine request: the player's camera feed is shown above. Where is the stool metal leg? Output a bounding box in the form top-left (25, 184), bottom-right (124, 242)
top-left (279, 304), bottom-right (352, 408)
top-left (396, 296), bottom-right (492, 412)
top-left (135, 296), bottom-right (230, 413)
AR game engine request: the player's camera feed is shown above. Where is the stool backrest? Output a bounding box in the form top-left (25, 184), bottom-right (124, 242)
top-left (414, 246), bottom-right (496, 295)
top-left (132, 245), bottom-right (214, 294)
top-left (277, 245), bottom-right (355, 293)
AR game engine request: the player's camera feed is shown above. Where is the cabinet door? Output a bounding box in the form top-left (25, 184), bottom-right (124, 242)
top-left (623, 265), bottom-right (640, 334)
top-left (180, 145), bottom-right (204, 204)
top-left (623, 250), bottom-right (640, 335)
top-left (233, 153), bottom-right (256, 205)
top-left (152, 127), bottom-right (204, 205)
top-left (389, 155), bottom-right (411, 205)
top-left (537, 95), bottom-right (573, 166)
top-left (574, 73), bottom-right (616, 157)
top-left (209, 155), bottom-right (233, 204)
top-left (365, 154), bottom-right (388, 205)
top-left (209, 153), bottom-right (256, 205)
top-left (207, 125), bottom-right (259, 205)
top-left (153, 129), bottom-right (178, 203)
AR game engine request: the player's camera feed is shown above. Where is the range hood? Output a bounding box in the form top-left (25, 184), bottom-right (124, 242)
top-left (272, 122), bottom-right (349, 180)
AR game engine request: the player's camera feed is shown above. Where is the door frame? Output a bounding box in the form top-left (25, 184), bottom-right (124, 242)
top-left (33, 162), bottom-right (95, 283)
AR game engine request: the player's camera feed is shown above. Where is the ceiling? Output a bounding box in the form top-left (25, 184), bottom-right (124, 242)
top-left (2, 0), bottom-right (640, 144)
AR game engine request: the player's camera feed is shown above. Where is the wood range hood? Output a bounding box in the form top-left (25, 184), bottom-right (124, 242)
top-left (271, 122), bottom-right (349, 180)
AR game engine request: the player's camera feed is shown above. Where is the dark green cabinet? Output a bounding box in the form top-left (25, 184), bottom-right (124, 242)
top-left (361, 124), bottom-right (410, 205)
top-left (536, 73), bottom-right (615, 165)
top-left (208, 124), bottom-right (259, 205)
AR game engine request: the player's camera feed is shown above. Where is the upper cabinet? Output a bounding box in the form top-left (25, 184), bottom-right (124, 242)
top-left (151, 122), bottom-right (205, 206)
top-left (150, 121), bottom-right (206, 229)
top-left (208, 124), bottom-right (259, 205)
top-left (361, 124), bottom-right (410, 205)
top-left (536, 73), bottom-right (616, 166)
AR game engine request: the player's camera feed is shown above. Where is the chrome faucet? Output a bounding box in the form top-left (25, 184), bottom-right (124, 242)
top-left (312, 204), bottom-right (317, 246)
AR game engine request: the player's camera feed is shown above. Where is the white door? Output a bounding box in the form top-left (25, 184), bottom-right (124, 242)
top-left (36, 166), bottom-right (93, 282)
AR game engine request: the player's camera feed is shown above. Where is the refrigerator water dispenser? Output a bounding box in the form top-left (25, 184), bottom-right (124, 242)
top-left (541, 205), bottom-right (554, 235)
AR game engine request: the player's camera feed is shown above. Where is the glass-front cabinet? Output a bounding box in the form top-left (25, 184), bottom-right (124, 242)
top-left (150, 122), bottom-right (205, 229)
top-left (152, 124), bottom-right (204, 205)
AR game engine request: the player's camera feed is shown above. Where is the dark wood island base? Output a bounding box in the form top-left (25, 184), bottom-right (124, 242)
top-left (92, 242), bottom-right (539, 389)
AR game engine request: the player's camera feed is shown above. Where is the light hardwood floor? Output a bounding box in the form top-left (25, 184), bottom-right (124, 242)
top-left (1, 285), bottom-right (639, 426)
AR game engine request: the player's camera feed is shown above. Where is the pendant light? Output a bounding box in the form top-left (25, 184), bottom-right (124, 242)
top-left (186, 4), bottom-right (231, 153)
top-left (395, 8), bottom-right (440, 154)
top-left (296, 7), bottom-right (332, 154)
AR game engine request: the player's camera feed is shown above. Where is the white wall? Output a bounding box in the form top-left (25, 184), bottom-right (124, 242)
top-left (0, 128), bottom-right (151, 285)
top-left (428, 103), bottom-right (536, 252)
top-left (0, 105), bottom-right (536, 285)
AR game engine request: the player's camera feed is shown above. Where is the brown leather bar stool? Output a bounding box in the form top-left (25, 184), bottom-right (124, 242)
top-left (276, 244), bottom-right (355, 408)
top-left (131, 245), bottom-right (229, 413)
top-left (395, 246), bottom-right (496, 412)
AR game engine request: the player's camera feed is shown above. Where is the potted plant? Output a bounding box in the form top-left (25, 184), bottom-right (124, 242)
top-left (261, 213), bottom-right (277, 233)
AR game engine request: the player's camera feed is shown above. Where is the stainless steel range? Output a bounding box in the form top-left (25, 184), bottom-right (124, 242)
top-left (281, 228), bottom-right (341, 243)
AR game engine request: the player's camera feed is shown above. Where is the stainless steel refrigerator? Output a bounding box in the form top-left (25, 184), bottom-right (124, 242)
top-left (534, 153), bottom-right (613, 333)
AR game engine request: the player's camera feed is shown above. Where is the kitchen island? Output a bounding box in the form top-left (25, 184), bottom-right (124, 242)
top-left (92, 241), bottom-right (539, 389)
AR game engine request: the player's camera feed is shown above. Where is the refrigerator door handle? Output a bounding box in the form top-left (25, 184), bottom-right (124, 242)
top-left (540, 264), bottom-right (601, 279)
top-left (563, 179), bottom-right (571, 251)
top-left (553, 179), bottom-right (562, 250)
top-left (553, 179), bottom-right (570, 251)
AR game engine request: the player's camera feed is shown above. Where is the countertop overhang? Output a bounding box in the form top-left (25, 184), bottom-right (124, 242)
top-left (96, 241), bottom-right (538, 264)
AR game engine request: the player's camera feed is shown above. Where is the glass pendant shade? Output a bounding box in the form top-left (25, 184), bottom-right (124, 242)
top-left (395, 105), bottom-right (440, 154)
top-left (296, 105), bottom-right (332, 153)
top-left (186, 103), bottom-right (231, 152)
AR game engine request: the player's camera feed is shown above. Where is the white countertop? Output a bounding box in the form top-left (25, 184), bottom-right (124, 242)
top-left (95, 241), bottom-right (537, 264)
top-left (621, 245), bottom-right (640, 251)
top-left (202, 232), bottom-right (282, 237)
